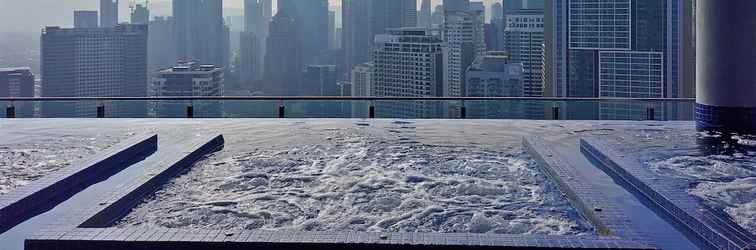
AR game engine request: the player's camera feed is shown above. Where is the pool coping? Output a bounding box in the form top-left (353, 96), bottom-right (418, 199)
top-left (24, 135), bottom-right (655, 249)
top-left (580, 137), bottom-right (756, 250)
top-left (0, 133), bottom-right (158, 234)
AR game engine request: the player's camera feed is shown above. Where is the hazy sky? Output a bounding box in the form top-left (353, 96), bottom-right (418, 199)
top-left (0, 0), bottom-right (500, 33)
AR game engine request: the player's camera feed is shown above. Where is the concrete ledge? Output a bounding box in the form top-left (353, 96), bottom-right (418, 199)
top-left (580, 138), bottom-right (756, 250)
top-left (523, 137), bottom-right (652, 245)
top-left (0, 134), bottom-right (158, 234)
top-left (80, 134), bottom-right (225, 228)
top-left (25, 227), bottom-right (652, 250)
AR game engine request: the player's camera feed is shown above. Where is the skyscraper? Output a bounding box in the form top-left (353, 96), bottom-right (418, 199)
top-left (0, 67), bottom-right (35, 117)
top-left (244, 0), bottom-right (272, 38)
top-left (239, 31), bottom-right (262, 89)
top-left (343, 0), bottom-right (418, 75)
top-left (545, 0), bottom-right (688, 99)
top-left (465, 52), bottom-right (524, 97)
top-left (328, 11), bottom-right (338, 49)
top-left (100, 0), bottom-right (118, 27)
top-left (0, 68), bottom-right (34, 98)
top-left (174, 0), bottom-right (229, 67)
top-left (263, 9), bottom-right (302, 96)
top-left (373, 28), bottom-right (444, 97)
top-left (373, 28), bottom-right (444, 117)
top-left (41, 25), bottom-right (147, 116)
top-left (443, 9), bottom-right (486, 97)
top-left (503, 9), bottom-right (544, 97)
top-left (444, 0), bottom-right (470, 12)
top-left (283, 0), bottom-right (329, 65)
top-left (303, 65), bottom-right (338, 96)
top-left (465, 52), bottom-right (528, 118)
top-left (130, 4), bottom-right (149, 24)
top-left (148, 17), bottom-right (177, 72)
top-left (419, 0), bottom-right (432, 28)
top-left (74, 11), bottom-right (99, 28)
top-left (342, 0), bottom-right (372, 74)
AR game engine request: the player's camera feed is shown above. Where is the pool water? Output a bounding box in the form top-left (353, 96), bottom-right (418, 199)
top-left (0, 134), bottom-right (125, 195)
top-left (116, 124), bottom-right (593, 235)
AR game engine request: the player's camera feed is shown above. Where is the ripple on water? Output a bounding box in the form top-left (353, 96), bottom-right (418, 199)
top-left (116, 129), bottom-right (592, 235)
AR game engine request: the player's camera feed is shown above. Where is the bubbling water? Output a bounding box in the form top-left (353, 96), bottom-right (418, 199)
top-left (117, 128), bottom-right (592, 235)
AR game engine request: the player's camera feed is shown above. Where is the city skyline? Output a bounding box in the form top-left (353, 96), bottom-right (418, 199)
top-left (0, 0), bottom-right (506, 33)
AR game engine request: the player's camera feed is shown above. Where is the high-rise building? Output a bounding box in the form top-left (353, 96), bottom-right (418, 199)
top-left (491, 3), bottom-right (503, 21)
top-left (74, 11), bottom-right (99, 28)
top-left (243, 0), bottom-right (272, 91)
top-left (444, 0), bottom-right (470, 12)
top-left (303, 65), bottom-right (338, 96)
top-left (465, 52), bottom-right (530, 118)
top-left (484, 23), bottom-right (501, 51)
top-left (0, 67), bottom-right (34, 98)
top-left (151, 61), bottom-right (224, 97)
top-left (419, 0), bottom-right (432, 28)
top-left (342, 0), bottom-right (372, 74)
top-left (470, 2), bottom-right (486, 21)
top-left (503, 9), bottom-right (544, 97)
top-left (351, 63), bottom-right (373, 97)
top-left (263, 9), bottom-right (302, 96)
top-left (373, 28), bottom-right (444, 117)
top-left (328, 11), bottom-right (338, 49)
top-left (150, 61), bottom-right (224, 117)
top-left (373, 0), bottom-right (417, 31)
top-left (174, 0), bottom-right (229, 67)
top-left (544, 0), bottom-right (691, 119)
top-left (431, 5), bottom-right (445, 28)
top-left (443, 9), bottom-right (486, 97)
top-left (0, 67), bottom-right (35, 117)
top-left (148, 17), bottom-right (177, 72)
top-left (343, 0), bottom-right (418, 75)
top-left (41, 25), bottom-right (147, 116)
top-left (465, 52), bottom-right (524, 97)
top-left (543, 0), bottom-right (567, 97)
top-left (281, 0), bottom-right (329, 65)
top-left (130, 4), bottom-right (149, 24)
top-left (100, 0), bottom-right (118, 27)
top-left (239, 31), bottom-right (263, 89)
top-left (373, 28), bottom-right (444, 97)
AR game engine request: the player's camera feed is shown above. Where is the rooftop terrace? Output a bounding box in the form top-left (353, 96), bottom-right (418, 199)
top-left (0, 118), bottom-right (752, 250)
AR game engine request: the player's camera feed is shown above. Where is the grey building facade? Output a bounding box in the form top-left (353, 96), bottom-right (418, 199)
top-left (41, 25), bottom-right (148, 117)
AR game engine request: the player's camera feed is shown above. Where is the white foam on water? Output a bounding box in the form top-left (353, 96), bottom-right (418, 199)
top-left (690, 177), bottom-right (756, 235)
top-left (117, 128), bottom-right (592, 235)
top-left (648, 155), bottom-right (756, 235)
top-left (0, 135), bottom-right (124, 195)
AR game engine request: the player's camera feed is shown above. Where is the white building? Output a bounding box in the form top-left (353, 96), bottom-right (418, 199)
top-left (443, 10), bottom-right (486, 97)
top-left (350, 63), bottom-right (373, 97)
top-left (373, 28), bottom-right (444, 97)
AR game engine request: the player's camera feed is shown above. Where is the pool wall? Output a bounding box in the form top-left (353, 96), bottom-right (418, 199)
top-left (580, 138), bottom-right (756, 250)
top-left (0, 134), bottom-right (157, 234)
top-left (24, 135), bottom-right (656, 250)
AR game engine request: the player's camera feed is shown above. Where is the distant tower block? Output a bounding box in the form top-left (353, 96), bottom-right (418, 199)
top-left (696, 0), bottom-right (756, 132)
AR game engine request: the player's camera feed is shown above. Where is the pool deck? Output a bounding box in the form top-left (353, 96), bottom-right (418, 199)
top-left (0, 119), bottom-right (747, 250)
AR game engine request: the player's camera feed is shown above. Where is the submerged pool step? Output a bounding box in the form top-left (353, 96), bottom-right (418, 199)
top-left (0, 134), bottom-right (158, 234)
top-left (523, 136), bottom-right (653, 246)
top-left (580, 138), bottom-right (756, 250)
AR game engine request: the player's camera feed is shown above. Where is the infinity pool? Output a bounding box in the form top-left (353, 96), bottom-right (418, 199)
top-left (116, 121), bottom-right (593, 235)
